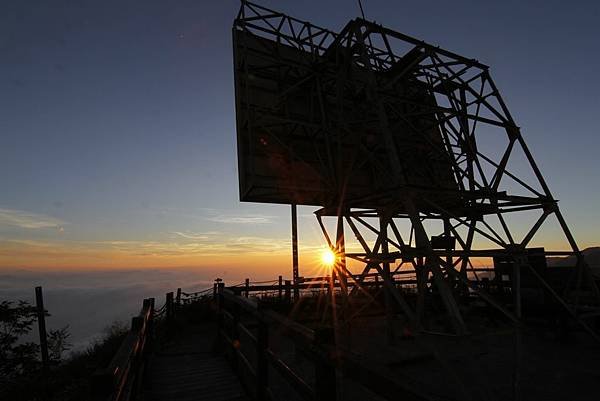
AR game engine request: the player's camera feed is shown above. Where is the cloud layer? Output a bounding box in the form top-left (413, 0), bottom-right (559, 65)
top-left (205, 214), bottom-right (273, 224)
top-left (0, 208), bottom-right (66, 230)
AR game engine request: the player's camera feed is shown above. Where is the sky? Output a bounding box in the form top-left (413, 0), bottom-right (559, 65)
top-left (1, 0), bottom-right (599, 275)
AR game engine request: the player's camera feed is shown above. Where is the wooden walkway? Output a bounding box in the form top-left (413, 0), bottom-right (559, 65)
top-left (145, 321), bottom-right (249, 401)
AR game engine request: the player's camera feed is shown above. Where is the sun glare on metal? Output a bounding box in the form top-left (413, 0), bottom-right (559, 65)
top-left (321, 249), bottom-right (336, 266)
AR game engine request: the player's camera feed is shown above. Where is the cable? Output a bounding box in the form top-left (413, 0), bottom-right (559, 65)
top-left (358, 0), bottom-right (367, 20)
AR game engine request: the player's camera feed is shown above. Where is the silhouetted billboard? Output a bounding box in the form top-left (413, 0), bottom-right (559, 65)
top-left (234, 21), bottom-right (462, 212)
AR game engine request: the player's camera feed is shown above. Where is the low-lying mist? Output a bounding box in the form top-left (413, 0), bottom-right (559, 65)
top-left (0, 267), bottom-right (247, 352)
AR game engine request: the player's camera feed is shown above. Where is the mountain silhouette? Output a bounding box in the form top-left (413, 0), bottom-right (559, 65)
top-left (547, 247), bottom-right (600, 276)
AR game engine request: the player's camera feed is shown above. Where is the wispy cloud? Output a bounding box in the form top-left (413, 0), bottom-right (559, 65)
top-left (171, 231), bottom-right (211, 240)
top-left (0, 234), bottom-right (291, 261)
top-left (98, 235), bottom-right (289, 256)
top-left (205, 214), bottom-right (273, 224)
top-left (1, 239), bottom-right (56, 247)
top-left (0, 208), bottom-right (66, 231)
top-left (138, 207), bottom-right (276, 225)
top-left (0, 233), bottom-right (331, 270)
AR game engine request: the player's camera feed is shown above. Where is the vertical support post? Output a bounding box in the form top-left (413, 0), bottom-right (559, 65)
top-left (416, 254), bottom-right (426, 326)
top-left (291, 204), bottom-right (300, 300)
top-left (314, 327), bottom-right (336, 401)
top-left (336, 214), bottom-right (348, 298)
top-left (443, 218), bottom-right (453, 277)
top-left (245, 278), bottom-right (250, 298)
top-left (166, 292), bottom-right (174, 326)
top-left (217, 282), bottom-right (225, 298)
top-left (278, 275), bottom-right (283, 301)
top-left (380, 215), bottom-right (395, 343)
top-left (284, 280), bottom-right (291, 303)
top-left (146, 298), bottom-right (155, 352)
top-left (256, 305), bottom-right (269, 401)
top-left (216, 283), bottom-right (225, 338)
top-left (458, 221), bottom-right (476, 296)
top-left (335, 213), bottom-right (349, 341)
top-left (512, 254), bottom-right (523, 401)
top-left (35, 286), bottom-right (50, 372)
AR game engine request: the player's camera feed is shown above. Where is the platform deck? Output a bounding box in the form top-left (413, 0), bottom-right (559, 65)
top-left (145, 322), bottom-right (249, 401)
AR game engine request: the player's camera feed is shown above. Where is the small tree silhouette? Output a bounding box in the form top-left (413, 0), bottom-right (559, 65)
top-left (48, 326), bottom-right (72, 363)
top-left (0, 300), bottom-right (39, 380)
top-left (0, 300), bottom-right (72, 383)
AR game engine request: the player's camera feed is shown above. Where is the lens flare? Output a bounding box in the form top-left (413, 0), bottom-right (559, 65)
top-left (321, 249), bottom-right (336, 266)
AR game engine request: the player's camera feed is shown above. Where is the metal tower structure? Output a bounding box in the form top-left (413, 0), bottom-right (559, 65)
top-left (232, 1), bottom-right (600, 337)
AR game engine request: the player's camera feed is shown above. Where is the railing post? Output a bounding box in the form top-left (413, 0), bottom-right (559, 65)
top-left (216, 282), bottom-right (225, 348)
top-left (245, 278), bottom-right (250, 298)
top-left (314, 327), bottom-right (337, 401)
top-left (132, 299), bottom-right (151, 400)
top-left (166, 292), bottom-right (174, 327)
top-left (284, 280), bottom-right (291, 304)
top-left (291, 203), bottom-right (300, 301)
top-left (214, 278), bottom-right (223, 301)
top-left (256, 302), bottom-right (269, 401)
top-left (218, 282), bottom-right (225, 303)
top-left (278, 275), bottom-right (283, 301)
top-left (146, 298), bottom-right (155, 351)
top-left (35, 286), bottom-right (50, 373)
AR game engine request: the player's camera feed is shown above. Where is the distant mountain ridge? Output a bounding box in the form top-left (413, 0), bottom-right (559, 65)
top-left (581, 247), bottom-right (600, 267)
top-left (547, 247), bottom-right (600, 276)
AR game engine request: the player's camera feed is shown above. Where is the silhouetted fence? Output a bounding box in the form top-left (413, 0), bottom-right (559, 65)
top-left (91, 298), bottom-right (154, 401)
top-left (206, 269), bottom-right (497, 302)
top-left (215, 284), bottom-right (430, 401)
top-left (88, 277), bottom-right (441, 401)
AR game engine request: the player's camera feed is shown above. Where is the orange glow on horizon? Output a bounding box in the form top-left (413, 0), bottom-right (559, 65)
top-left (0, 233), bottom-right (586, 274)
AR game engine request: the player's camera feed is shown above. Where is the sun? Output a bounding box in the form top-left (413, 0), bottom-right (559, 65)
top-left (321, 249), bottom-right (336, 267)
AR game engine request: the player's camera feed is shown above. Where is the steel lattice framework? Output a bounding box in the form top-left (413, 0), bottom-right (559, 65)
top-left (233, 1), bottom-right (600, 337)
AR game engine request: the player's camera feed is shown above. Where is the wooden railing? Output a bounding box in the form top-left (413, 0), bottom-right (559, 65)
top-left (216, 284), bottom-right (431, 401)
top-left (222, 269), bottom-right (498, 301)
top-left (89, 279), bottom-right (436, 401)
top-left (91, 298), bottom-right (155, 401)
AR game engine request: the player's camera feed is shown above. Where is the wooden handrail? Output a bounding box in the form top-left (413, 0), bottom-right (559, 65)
top-left (223, 289), bottom-right (315, 343)
top-left (225, 268), bottom-right (504, 295)
top-left (226, 280), bottom-right (418, 295)
top-left (217, 286), bottom-right (433, 401)
top-left (218, 288), bottom-right (318, 400)
top-left (91, 298), bottom-right (154, 401)
top-left (93, 282), bottom-right (433, 401)
top-left (266, 349), bottom-right (314, 400)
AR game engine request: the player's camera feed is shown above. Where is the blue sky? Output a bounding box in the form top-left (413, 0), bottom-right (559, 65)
top-left (1, 0), bottom-right (599, 270)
